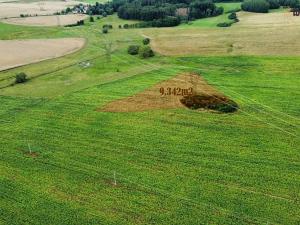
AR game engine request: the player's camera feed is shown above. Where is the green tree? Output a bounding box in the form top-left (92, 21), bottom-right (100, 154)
top-left (15, 72), bottom-right (27, 84)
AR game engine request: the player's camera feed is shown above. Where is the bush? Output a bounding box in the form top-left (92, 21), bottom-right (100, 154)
top-left (123, 24), bottom-right (129, 29)
top-left (77, 20), bottom-right (84, 25)
top-left (97, 16), bottom-right (101, 20)
top-left (15, 72), bottom-right (27, 84)
top-left (242, 0), bottom-right (270, 13)
top-left (267, 0), bottom-right (280, 8)
top-left (128, 45), bottom-right (140, 55)
top-left (90, 16), bottom-right (94, 22)
top-left (118, 24), bottom-right (122, 28)
top-left (143, 38), bottom-right (150, 45)
top-left (228, 12), bottom-right (237, 19)
top-left (217, 22), bottom-right (232, 27)
top-left (103, 24), bottom-right (113, 29)
top-left (139, 46), bottom-right (154, 58)
top-left (102, 27), bottom-right (108, 33)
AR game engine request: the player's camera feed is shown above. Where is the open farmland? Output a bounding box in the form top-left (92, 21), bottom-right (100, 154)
top-left (2, 14), bottom-right (88, 26)
top-left (0, 38), bottom-right (85, 71)
top-left (0, 3), bottom-right (299, 225)
top-left (144, 11), bottom-right (300, 56)
top-left (0, 0), bottom-right (82, 18)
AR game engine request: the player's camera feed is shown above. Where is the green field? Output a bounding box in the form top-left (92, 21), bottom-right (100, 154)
top-left (0, 7), bottom-right (300, 225)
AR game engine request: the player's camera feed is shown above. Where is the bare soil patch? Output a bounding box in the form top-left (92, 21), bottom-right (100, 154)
top-left (0, 38), bottom-right (85, 71)
top-left (3, 14), bottom-right (87, 26)
top-left (0, 1), bottom-right (82, 19)
top-left (99, 73), bottom-right (237, 113)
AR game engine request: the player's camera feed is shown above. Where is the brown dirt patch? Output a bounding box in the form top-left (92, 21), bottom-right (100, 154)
top-left (99, 73), bottom-right (237, 113)
top-left (0, 38), bottom-right (85, 71)
top-left (2, 14), bottom-right (88, 26)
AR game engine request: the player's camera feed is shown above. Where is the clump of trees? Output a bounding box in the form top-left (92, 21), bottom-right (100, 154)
top-left (241, 0), bottom-right (299, 13)
top-left (127, 38), bottom-right (154, 58)
top-left (65, 20), bottom-right (84, 27)
top-left (267, 0), bottom-right (280, 9)
top-left (189, 0), bottom-right (224, 19)
top-left (241, 0), bottom-right (270, 13)
top-left (15, 72), bottom-right (27, 84)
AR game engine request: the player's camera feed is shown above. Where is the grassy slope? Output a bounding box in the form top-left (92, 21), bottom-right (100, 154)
top-left (0, 9), bottom-right (300, 225)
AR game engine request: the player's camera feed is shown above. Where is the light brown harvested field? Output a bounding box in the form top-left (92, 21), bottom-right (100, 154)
top-left (143, 12), bottom-right (300, 56)
top-left (99, 73), bottom-right (226, 112)
top-left (3, 14), bottom-right (87, 26)
top-left (0, 1), bottom-right (82, 18)
top-left (0, 38), bottom-right (85, 71)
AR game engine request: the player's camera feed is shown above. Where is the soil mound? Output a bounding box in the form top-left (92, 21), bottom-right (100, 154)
top-left (99, 73), bottom-right (238, 113)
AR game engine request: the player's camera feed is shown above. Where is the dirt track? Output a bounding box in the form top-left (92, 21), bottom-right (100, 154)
top-left (2, 14), bottom-right (87, 26)
top-left (0, 38), bottom-right (85, 71)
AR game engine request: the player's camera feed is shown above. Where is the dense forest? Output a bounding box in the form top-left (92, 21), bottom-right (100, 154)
top-left (71, 0), bottom-right (224, 27)
top-left (70, 0), bottom-right (299, 27)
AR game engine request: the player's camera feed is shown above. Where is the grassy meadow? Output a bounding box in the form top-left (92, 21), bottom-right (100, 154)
top-left (0, 5), bottom-right (300, 225)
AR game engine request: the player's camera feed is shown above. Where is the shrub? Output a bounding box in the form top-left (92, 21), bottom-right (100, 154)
top-left (143, 38), bottom-right (150, 45)
top-left (77, 20), bottom-right (84, 26)
top-left (118, 25), bottom-right (122, 28)
top-left (228, 12), bottom-right (237, 19)
top-left (279, 0), bottom-right (299, 7)
top-left (97, 16), bottom-right (101, 20)
top-left (267, 0), bottom-right (280, 8)
top-left (217, 22), bottom-right (232, 27)
top-left (128, 45), bottom-right (140, 55)
top-left (15, 72), bottom-right (27, 84)
top-left (90, 16), bottom-right (94, 22)
top-left (103, 12), bottom-right (107, 17)
top-left (139, 46), bottom-right (154, 58)
top-left (102, 27), bottom-right (108, 33)
top-left (242, 0), bottom-right (270, 13)
top-left (103, 24), bottom-right (113, 29)
top-left (123, 24), bottom-right (129, 29)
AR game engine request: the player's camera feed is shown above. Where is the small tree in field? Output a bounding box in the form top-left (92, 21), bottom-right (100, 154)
top-left (128, 45), bottom-right (140, 55)
top-left (15, 72), bottom-right (27, 84)
top-left (139, 46), bottom-right (154, 58)
top-left (143, 38), bottom-right (150, 45)
top-left (102, 27), bottom-right (108, 34)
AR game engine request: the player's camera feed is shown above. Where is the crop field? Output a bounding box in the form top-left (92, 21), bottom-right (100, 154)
top-left (0, 3), bottom-right (299, 225)
top-left (0, 1), bottom-right (82, 18)
top-left (0, 38), bottom-right (85, 71)
top-left (2, 14), bottom-right (88, 26)
top-left (145, 11), bottom-right (300, 56)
